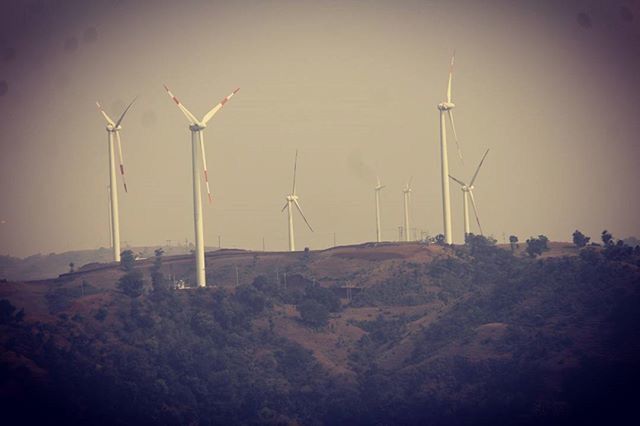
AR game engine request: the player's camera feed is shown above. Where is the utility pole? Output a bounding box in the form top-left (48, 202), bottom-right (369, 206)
top-left (333, 232), bottom-right (336, 247)
top-left (218, 235), bottom-right (221, 248)
top-left (262, 237), bottom-right (265, 251)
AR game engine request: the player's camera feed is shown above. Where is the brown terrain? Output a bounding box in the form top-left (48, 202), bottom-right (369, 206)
top-left (0, 241), bottom-right (583, 379)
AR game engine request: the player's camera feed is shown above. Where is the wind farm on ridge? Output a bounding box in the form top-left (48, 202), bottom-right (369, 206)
top-left (96, 53), bottom-right (492, 288)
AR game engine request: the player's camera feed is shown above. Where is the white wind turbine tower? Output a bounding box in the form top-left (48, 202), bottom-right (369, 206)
top-left (282, 150), bottom-right (313, 251)
top-left (450, 149), bottom-right (489, 240)
top-left (402, 177), bottom-right (413, 242)
top-left (96, 98), bottom-right (136, 262)
top-left (374, 177), bottom-right (385, 243)
top-left (164, 85), bottom-right (239, 287)
top-left (437, 52), bottom-right (464, 245)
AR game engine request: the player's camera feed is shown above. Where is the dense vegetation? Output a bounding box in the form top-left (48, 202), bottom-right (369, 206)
top-left (1, 235), bottom-right (639, 424)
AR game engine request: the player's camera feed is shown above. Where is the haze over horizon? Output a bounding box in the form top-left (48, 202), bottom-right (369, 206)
top-left (1, 0), bottom-right (639, 257)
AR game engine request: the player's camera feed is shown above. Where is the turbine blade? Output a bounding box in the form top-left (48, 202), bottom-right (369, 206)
top-left (292, 150), bottom-right (298, 195)
top-left (115, 131), bottom-right (128, 193)
top-left (469, 149), bottom-right (490, 187)
top-left (448, 175), bottom-right (465, 187)
top-left (115, 97), bottom-right (137, 128)
top-left (198, 132), bottom-right (212, 203)
top-left (281, 201), bottom-right (289, 212)
top-left (448, 110), bottom-right (463, 163)
top-left (293, 199), bottom-right (313, 232)
top-left (468, 190), bottom-right (483, 235)
top-left (96, 102), bottom-right (115, 126)
top-left (446, 50), bottom-right (455, 103)
top-left (163, 84), bottom-right (199, 125)
top-left (408, 175), bottom-right (413, 189)
top-left (202, 88), bottom-right (240, 126)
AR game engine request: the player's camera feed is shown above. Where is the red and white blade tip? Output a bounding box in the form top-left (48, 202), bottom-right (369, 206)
top-left (221, 88), bottom-right (240, 105)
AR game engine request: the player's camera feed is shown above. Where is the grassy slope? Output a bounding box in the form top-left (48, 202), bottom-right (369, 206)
top-left (1, 241), bottom-right (639, 424)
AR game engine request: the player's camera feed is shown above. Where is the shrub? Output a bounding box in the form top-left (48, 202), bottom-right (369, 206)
top-left (94, 307), bottom-right (108, 321)
top-left (297, 299), bottom-right (329, 328)
top-left (118, 270), bottom-right (144, 297)
top-left (120, 250), bottom-right (135, 271)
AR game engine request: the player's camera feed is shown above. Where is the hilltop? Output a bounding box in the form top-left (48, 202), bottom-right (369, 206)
top-left (1, 238), bottom-right (639, 425)
top-left (0, 244), bottom-right (212, 281)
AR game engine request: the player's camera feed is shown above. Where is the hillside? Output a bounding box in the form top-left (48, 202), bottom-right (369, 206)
top-left (0, 244), bottom-right (209, 282)
top-left (1, 238), bottom-right (639, 425)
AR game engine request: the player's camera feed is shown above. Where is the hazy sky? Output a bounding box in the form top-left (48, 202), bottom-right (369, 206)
top-left (1, 0), bottom-right (639, 256)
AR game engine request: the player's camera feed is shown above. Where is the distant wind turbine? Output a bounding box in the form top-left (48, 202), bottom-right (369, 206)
top-left (449, 149), bottom-right (489, 239)
top-left (374, 177), bottom-right (385, 242)
top-left (96, 98), bottom-right (136, 262)
top-left (282, 150), bottom-right (313, 251)
top-left (402, 177), bottom-right (413, 242)
top-left (164, 85), bottom-right (239, 287)
top-left (437, 51), bottom-right (463, 245)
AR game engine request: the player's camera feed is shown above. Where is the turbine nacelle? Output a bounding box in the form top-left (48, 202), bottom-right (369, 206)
top-left (286, 194), bottom-right (298, 202)
top-left (189, 123), bottom-right (206, 131)
top-left (438, 101), bottom-right (456, 111)
top-left (106, 125), bottom-right (122, 132)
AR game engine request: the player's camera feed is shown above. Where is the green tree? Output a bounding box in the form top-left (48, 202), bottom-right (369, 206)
top-left (465, 234), bottom-right (497, 256)
top-left (94, 307), bottom-right (108, 321)
top-left (120, 250), bottom-right (136, 271)
top-left (305, 283), bottom-right (341, 312)
top-left (509, 235), bottom-right (519, 252)
top-left (0, 299), bottom-right (24, 324)
top-left (525, 235), bottom-right (549, 258)
top-left (435, 234), bottom-right (446, 245)
top-left (69, 262), bottom-right (75, 273)
top-left (572, 230), bottom-right (590, 248)
top-left (297, 299), bottom-right (329, 328)
top-left (236, 284), bottom-right (267, 315)
top-left (117, 270), bottom-right (144, 297)
top-left (601, 230), bottom-right (613, 247)
top-left (151, 248), bottom-right (166, 292)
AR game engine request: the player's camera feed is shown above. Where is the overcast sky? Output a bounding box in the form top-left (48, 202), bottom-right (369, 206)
top-left (1, 0), bottom-right (639, 256)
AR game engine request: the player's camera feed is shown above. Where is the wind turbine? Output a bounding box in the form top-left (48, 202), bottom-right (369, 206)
top-left (437, 51), bottom-right (464, 245)
top-left (374, 177), bottom-right (385, 242)
top-left (282, 150), bottom-right (313, 251)
top-left (449, 149), bottom-right (489, 240)
top-left (402, 177), bottom-right (413, 242)
top-left (96, 98), bottom-right (136, 262)
top-left (163, 85), bottom-right (239, 287)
